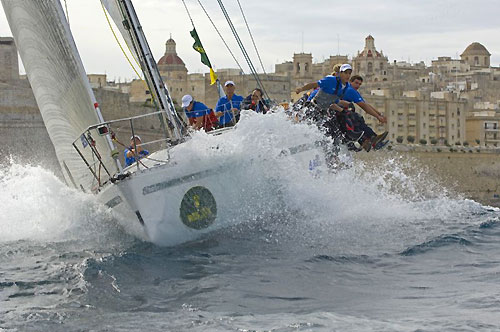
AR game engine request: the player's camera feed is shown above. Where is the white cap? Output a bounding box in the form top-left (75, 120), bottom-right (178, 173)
top-left (224, 80), bottom-right (235, 87)
top-left (130, 135), bottom-right (141, 141)
top-left (181, 94), bottom-right (193, 108)
top-left (340, 64), bottom-right (352, 72)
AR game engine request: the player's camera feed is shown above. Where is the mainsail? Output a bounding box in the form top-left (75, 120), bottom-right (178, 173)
top-left (1, 0), bottom-right (119, 191)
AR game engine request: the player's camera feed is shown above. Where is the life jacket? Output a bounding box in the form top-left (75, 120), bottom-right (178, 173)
top-left (312, 77), bottom-right (349, 109)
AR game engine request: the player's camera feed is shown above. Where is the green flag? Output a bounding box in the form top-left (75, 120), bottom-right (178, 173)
top-left (190, 28), bottom-right (218, 85)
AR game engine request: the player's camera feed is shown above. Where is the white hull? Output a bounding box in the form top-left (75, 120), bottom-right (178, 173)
top-left (97, 140), bottom-right (325, 246)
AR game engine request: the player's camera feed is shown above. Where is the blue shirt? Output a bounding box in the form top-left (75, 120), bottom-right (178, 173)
top-left (342, 87), bottom-right (365, 103)
top-left (317, 75), bottom-right (349, 96)
top-left (307, 88), bottom-right (319, 101)
top-left (215, 94), bottom-right (244, 125)
top-left (184, 101), bottom-right (211, 119)
top-left (124, 148), bottom-right (149, 167)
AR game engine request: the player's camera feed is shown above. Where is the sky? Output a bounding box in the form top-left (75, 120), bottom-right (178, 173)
top-left (1, 0), bottom-right (499, 82)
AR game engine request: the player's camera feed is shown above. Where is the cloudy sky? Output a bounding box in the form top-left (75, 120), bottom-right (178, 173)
top-left (1, 0), bottom-right (499, 81)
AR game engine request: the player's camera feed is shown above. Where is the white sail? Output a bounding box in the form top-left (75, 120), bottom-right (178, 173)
top-left (100, 0), bottom-right (141, 65)
top-left (1, 0), bottom-right (118, 191)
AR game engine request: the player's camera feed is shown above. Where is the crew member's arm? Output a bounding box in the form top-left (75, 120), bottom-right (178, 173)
top-left (328, 102), bottom-right (343, 112)
top-left (193, 116), bottom-right (204, 130)
top-left (215, 99), bottom-right (225, 118)
top-left (295, 82), bottom-right (318, 94)
top-left (356, 101), bottom-right (387, 123)
top-left (126, 145), bottom-right (143, 158)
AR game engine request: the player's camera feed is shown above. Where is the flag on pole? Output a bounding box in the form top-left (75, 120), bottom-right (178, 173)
top-left (190, 28), bottom-right (218, 85)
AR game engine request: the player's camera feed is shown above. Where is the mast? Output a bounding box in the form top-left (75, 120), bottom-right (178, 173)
top-left (117, 0), bottom-right (185, 141)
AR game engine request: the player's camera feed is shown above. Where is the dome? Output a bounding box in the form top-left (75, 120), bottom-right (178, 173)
top-left (158, 54), bottom-right (185, 66)
top-left (461, 42), bottom-right (491, 56)
top-left (157, 37), bottom-right (186, 67)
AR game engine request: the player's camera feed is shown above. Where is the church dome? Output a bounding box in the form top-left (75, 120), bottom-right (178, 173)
top-left (157, 37), bottom-right (186, 67)
top-left (461, 42), bottom-right (491, 56)
top-left (158, 54), bottom-right (185, 66)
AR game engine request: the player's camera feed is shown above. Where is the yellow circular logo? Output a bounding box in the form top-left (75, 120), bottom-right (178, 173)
top-left (180, 186), bottom-right (217, 230)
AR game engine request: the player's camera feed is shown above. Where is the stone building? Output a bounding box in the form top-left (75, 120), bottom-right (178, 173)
top-left (461, 42), bottom-right (491, 68)
top-left (466, 103), bottom-right (500, 146)
top-left (361, 90), bottom-right (467, 145)
top-left (157, 38), bottom-right (188, 104)
top-left (352, 35), bottom-right (389, 82)
top-left (0, 37), bottom-right (18, 82)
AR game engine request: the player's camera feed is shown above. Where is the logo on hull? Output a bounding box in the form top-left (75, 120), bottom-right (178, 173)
top-left (180, 186), bottom-right (217, 230)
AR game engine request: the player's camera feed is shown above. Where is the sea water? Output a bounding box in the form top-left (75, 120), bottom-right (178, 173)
top-left (1, 111), bottom-right (500, 331)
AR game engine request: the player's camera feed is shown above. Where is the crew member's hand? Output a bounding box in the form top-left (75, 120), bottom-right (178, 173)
top-left (377, 114), bottom-right (387, 123)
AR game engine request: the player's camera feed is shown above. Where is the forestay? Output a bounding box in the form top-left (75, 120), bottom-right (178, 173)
top-left (100, 0), bottom-right (141, 64)
top-left (1, 0), bottom-right (119, 191)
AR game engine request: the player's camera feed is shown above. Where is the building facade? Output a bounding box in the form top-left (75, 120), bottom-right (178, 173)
top-left (353, 35), bottom-right (389, 82)
top-left (362, 91), bottom-right (467, 145)
top-left (0, 37), bottom-right (18, 82)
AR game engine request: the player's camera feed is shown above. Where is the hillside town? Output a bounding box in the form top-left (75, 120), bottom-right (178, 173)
top-left (1, 35), bottom-right (500, 151)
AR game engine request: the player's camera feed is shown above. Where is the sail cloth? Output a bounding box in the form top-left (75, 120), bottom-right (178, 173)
top-left (1, 0), bottom-right (117, 191)
top-left (100, 0), bottom-right (141, 65)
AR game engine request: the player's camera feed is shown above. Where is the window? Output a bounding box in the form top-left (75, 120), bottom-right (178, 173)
top-left (423, 123), bottom-right (426, 128)
top-left (368, 62), bottom-right (373, 73)
top-left (474, 56), bottom-right (479, 65)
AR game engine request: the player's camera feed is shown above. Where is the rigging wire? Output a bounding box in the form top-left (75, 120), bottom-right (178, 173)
top-left (101, 2), bottom-right (144, 81)
top-left (236, 0), bottom-right (267, 76)
top-left (181, 0), bottom-right (195, 27)
top-left (215, 0), bottom-right (271, 100)
top-left (196, 0), bottom-right (245, 74)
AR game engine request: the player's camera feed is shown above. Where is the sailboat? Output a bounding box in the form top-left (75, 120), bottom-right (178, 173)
top-left (2, 0), bottom-right (323, 246)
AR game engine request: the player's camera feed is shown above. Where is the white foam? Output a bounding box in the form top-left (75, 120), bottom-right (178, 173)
top-left (0, 162), bottom-right (117, 243)
top-left (1, 110), bottom-right (491, 246)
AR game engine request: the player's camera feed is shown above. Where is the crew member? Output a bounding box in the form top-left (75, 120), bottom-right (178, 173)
top-left (181, 94), bottom-right (218, 132)
top-left (124, 135), bottom-right (149, 167)
top-left (215, 81), bottom-right (244, 127)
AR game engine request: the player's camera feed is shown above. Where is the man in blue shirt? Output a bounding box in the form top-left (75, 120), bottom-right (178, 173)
top-left (124, 135), bottom-right (149, 167)
top-left (339, 75), bottom-right (388, 151)
top-left (215, 81), bottom-right (244, 127)
top-left (341, 75), bottom-right (386, 124)
top-left (181, 94), bottom-right (217, 131)
top-left (295, 63), bottom-right (352, 112)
